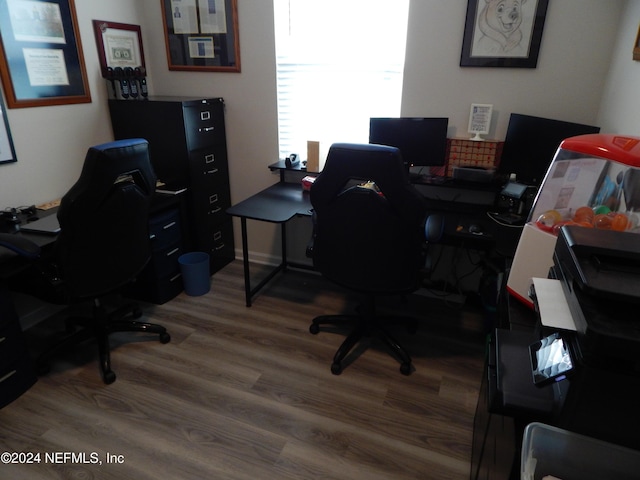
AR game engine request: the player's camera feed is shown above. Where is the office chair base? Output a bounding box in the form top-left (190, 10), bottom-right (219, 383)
top-left (310, 312), bottom-right (414, 376)
top-left (36, 301), bottom-right (170, 384)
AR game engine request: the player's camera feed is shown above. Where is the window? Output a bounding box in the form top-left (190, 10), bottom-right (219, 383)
top-left (273, 0), bottom-right (410, 159)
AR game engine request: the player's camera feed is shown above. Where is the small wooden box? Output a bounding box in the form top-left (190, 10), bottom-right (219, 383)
top-left (445, 138), bottom-right (504, 176)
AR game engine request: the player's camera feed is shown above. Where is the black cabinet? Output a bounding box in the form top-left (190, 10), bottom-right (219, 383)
top-left (126, 204), bottom-right (185, 304)
top-left (109, 97), bottom-right (235, 274)
top-left (0, 288), bottom-right (36, 408)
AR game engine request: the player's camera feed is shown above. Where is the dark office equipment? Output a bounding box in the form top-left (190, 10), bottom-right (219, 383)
top-left (12, 139), bottom-right (170, 384)
top-left (498, 113), bottom-right (600, 186)
top-left (0, 233), bottom-right (40, 408)
top-left (369, 117), bottom-right (449, 167)
top-left (109, 97), bottom-right (235, 274)
top-left (124, 203), bottom-right (185, 304)
top-left (307, 143), bottom-right (439, 375)
top-left (19, 214), bottom-right (61, 235)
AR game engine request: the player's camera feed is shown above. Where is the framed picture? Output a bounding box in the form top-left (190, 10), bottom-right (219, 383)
top-left (0, 0), bottom-right (91, 108)
top-left (93, 20), bottom-right (145, 78)
top-left (161, 0), bottom-right (240, 72)
top-left (468, 103), bottom-right (493, 141)
top-left (633, 24), bottom-right (640, 61)
top-left (460, 0), bottom-right (549, 68)
top-left (0, 95), bottom-right (17, 164)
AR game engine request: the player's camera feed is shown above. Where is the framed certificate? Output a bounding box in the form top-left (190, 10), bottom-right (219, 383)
top-left (0, 0), bottom-right (91, 108)
top-left (161, 0), bottom-right (240, 72)
top-left (0, 95), bottom-right (17, 164)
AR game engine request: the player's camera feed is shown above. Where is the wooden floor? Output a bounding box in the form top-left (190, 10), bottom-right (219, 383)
top-left (1, 260), bottom-right (488, 480)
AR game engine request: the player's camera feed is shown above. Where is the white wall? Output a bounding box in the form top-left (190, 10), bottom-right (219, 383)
top-left (402, 0), bottom-right (623, 139)
top-left (0, 1), bottom-right (146, 208)
top-left (597, 0), bottom-right (640, 135)
top-left (0, 0), bottom-right (634, 264)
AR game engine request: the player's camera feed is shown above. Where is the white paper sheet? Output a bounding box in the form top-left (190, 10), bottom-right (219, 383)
top-left (532, 278), bottom-right (577, 331)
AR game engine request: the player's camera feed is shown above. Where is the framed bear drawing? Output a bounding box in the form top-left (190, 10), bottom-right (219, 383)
top-left (460, 0), bottom-right (549, 68)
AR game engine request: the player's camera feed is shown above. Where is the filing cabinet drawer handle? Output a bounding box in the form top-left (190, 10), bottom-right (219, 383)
top-left (199, 126), bottom-right (215, 133)
top-left (205, 154), bottom-right (215, 163)
top-left (170, 273), bottom-right (182, 282)
top-left (163, 221), bottom-right (177, 230)
top-left (166, 247), bottom-right (180, 257)
top-left (0, 370), bottom-right (17, 384)
top-left (0, 336), bottom-right (5, 344)
top-left (209, 207), bottom-right (222, 214)
top-left (213, 231), bottom-right (222, 241)
top-left (209, 194), bottom-right (218, 204)
top-left (214, 243), bottom-right (225, 251)
top-left (205, 168), bottom-right (219, 175)
top-left (201, 111), bottom-right (211, 121)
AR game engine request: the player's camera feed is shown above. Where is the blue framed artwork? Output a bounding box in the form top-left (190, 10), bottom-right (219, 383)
top-left (0, 0), bottom-right (91, 108)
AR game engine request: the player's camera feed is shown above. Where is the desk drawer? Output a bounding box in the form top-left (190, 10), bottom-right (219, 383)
top-left (149, 208), bottom-right (182, 251)
top-left (0, 319), bottom-right (37, 409)
top-left (150, 241), bottom-right (183, 278)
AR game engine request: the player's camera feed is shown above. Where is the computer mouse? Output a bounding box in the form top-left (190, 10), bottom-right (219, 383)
top-left (469, 224), bottom-right (483, 234)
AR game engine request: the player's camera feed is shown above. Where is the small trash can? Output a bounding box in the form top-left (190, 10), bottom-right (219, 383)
top-left (178, 252), bottom-right (211, 296)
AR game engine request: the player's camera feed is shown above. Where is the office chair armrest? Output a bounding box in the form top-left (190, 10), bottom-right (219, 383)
top-left (0, 233), bottom-right (41, 259)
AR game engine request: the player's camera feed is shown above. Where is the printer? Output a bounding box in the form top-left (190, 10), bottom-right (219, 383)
top-left (544, 224), bottom-right (640, 449)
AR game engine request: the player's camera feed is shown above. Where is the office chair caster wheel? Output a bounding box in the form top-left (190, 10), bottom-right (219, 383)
top-left (309, 323), bottom-right (320, 335)
top-left (331, 362), bottom-right (343, 375)
top-left (400, 362), bottom-right (412, 376)
top-left (103, 370), bottom-right (116, 385)
top-left (159, 332), bottom-right (171, 344)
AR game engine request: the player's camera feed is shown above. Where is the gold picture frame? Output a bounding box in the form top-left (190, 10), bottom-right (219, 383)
top-left (161, 0), bottom-right (240, 72)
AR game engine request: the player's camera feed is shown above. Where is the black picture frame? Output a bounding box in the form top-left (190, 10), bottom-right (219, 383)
top-left (0, 95), bottom-right (17, 164)
top-left (460, 0), bottom-right (549, 68)
top-left (161, 0), bottom-right (240, 72)
top-left (0, 0), bottom-right (91, 108)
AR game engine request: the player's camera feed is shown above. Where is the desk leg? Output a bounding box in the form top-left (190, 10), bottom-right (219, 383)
top-left (280, 223), bottom-right (287, 271)
top-left (240, 217), bottom-right (252, 307)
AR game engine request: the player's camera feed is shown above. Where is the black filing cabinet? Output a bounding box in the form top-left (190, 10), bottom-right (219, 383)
top-left (108, 96), bottom-right (235, 275)
top-left (0, 288), bottom-right (36, 408)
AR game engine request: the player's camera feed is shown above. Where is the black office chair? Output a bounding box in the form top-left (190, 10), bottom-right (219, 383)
top-left (11, 138), bottom-right (170, 384)
top-left (308, 143), bottom-right (442, 375)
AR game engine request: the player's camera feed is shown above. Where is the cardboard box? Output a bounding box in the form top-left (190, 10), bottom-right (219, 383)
top-left (506, 223), bottom-right (558, 308)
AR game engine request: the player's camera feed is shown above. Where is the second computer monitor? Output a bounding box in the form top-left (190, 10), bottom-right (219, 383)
top-left (369, 117), bottom-right (449, 167)
top-left (499, 113), bottom-right (600, 186)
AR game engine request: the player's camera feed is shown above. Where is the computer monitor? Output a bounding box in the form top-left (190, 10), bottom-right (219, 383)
top-left (369, 117), bottom-right (449, 168)
top-left (499, 113), bottom-right (600, 186)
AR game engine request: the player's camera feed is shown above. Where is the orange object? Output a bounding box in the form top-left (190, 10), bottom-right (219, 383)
top-left (594, 213), bottom-right (612, 229)
top-left (611, 213), bottom-right (629, 231)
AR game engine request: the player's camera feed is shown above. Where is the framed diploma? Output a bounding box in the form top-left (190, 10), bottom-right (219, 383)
top-left (0, 0), bottom-right (91, 109)
top-left (0, 95), bottom-right (17, 164)
top-left (93, 20), bottom-right (146, 78)
top-left (161, 0), bottom-right (241, 72)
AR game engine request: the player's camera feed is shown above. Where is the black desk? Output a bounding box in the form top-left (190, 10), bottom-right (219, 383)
top-left (226, 182), bottom-right (313, 306)
top-left (227, 165), bottom-right (524, 306)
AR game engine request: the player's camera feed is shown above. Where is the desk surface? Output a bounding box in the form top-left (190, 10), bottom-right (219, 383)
top-left (0, 212), bottom-right (59, 279)
top-left (227, 182), bottom-right (312, 222)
